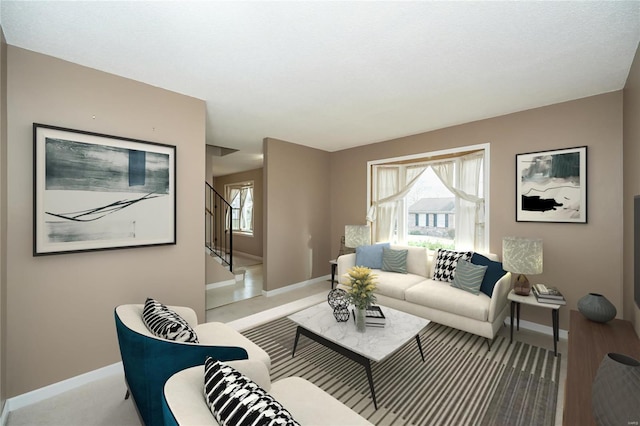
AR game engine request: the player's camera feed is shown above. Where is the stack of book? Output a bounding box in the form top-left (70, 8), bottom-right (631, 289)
top-left (365, 306), bottom-right (386, 327)
top-left (353, 306), bottom-right (387, 327)
top-left (532, 284), bottom-right (566, 305)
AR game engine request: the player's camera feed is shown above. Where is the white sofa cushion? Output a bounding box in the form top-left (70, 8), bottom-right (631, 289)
top-left (373, 271), bottom-right (427, 300)
top-left (404, 279), bottom-right (490, 322)
top-left (390, 244), bottom-right (429, 277)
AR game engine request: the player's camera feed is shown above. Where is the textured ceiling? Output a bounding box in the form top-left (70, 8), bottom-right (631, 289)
top-left (1, 1), bottom-right (639, 176)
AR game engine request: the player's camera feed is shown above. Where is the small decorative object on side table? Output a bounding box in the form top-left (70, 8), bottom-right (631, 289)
top-left (508, 288), bottom-right (562, 356)
top-left (502, 237), bottom-right (543, 296)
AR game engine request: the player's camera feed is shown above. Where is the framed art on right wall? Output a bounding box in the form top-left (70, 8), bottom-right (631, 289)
top-left (516, 146), bottom-right (587, 223)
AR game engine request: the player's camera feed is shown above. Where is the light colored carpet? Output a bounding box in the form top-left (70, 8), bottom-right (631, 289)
top-left (242, 317), bottom-right (561, 426)
top-left (7, 372), bottom-right (139, 426)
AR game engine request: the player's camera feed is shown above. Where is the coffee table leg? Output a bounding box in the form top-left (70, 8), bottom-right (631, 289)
top-left (292, 326), bottom-right (380, 409)
top-left (292, 326), bottom-right (301, 357)
top-left (415, 335), bottom-right (425, 362)
top-left (363, 359), bottom-right (378, 410)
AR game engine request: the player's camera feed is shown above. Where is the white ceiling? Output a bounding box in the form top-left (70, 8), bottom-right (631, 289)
top-left (1, 1), bottom-right (639, 176)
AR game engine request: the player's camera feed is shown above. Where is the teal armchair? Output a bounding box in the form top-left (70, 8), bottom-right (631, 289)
top-left (114, 304), bottom-right (270, 426)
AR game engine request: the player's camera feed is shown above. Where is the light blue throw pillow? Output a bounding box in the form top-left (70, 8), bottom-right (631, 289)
top-left (355, 243), bottom-right (390, 269)
top-left (451, 259), bottom-right (488, 295)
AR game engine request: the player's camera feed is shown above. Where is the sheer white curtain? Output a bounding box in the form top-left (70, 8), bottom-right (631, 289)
top-left (367, 165), bottom-right (427, 242)
top-left (239, 187), bottom-right (252, 231)
top-left (431, 152), bottom-right (484, 251)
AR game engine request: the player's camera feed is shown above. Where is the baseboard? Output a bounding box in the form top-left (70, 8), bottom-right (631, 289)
top-left (3, 362), bottom-right (123, 416)
top-left (262, 275), bottom-right (330, 297)
top-left (505, 317), bottom-right (569, 340)
top-left (206, 279), bottom-right (236, 290)
top-left (233, 251), bottom-right (263, 262)
top-left (227, 292), bottom-right (326, 332)
top-left (0, 400), bottom-right (8, 426)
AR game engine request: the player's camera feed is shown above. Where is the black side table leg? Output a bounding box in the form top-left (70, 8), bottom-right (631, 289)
top-left (331, 263), bottom-right (337, 290)
top-left (516, 302), bottom-right (521, 331)
top-left (552, 309), bottom-right (559, 356)
top-left (510, 301), bottom-right (516, 343)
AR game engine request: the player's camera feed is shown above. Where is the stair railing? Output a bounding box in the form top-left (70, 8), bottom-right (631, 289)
top-left (205, 182), bottom-right (233, 271)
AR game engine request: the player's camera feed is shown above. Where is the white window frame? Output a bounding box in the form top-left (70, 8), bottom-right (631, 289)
top-left (366, 143), bottom-right (490, 251)
top-left (225, 181), bottom-right (254, 236)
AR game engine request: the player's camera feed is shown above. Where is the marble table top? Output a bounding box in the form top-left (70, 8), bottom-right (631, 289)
top-left (288, 302), bottom-right (430, 362)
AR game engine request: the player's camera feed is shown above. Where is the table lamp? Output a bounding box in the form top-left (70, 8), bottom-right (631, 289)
top-left (502, 237), bottom-right (543, 296)
top-left (345, 225), bottom-right (371, 249)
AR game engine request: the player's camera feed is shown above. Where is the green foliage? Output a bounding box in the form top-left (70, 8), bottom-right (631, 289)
top-left (408, 240), bottom-right (455, 250)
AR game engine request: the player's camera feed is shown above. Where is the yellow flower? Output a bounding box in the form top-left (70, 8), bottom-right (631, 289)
top-left (342, 266), bottom-right (378, 309)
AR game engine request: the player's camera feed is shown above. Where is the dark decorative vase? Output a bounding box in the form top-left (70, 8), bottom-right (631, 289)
top-left (577, 293), bottom-right (617, 323)
top-left (592, 353), bottom-right (640, 426)
top-left (327, 288), bottom-right (348, 310)
top-left (333, 306), bottom-right (350, 322)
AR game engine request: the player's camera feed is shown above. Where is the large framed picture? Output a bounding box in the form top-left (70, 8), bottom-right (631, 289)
top-left (33, 123), bottom-right (176, 255)
top-left (516, 146), bottom-right (587, 223)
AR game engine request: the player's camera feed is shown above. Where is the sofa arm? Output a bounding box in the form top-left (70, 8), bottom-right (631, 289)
top-left (337, 253), bottom-right (356, 282)
top-left (487, 272), bottom-right (512, 323)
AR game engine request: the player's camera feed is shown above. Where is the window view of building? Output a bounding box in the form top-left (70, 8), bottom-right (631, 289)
top-left (368, 146), bottom-right (486, 252)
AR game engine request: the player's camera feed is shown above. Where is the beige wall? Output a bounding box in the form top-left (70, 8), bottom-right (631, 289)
top-left (213, 168), bottom-right (264, 258)
top-left (0, 25), bottom-right (7, 407)
top-left (330, 92), bottom-right (624, 330)
top-left (624, 43), bottom-right (640, 335)
top-left (264, 138), bottom-right (331, 292)
top-left (5, 47), bottom-right (206, 397)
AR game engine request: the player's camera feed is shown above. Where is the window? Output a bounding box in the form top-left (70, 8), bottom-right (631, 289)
top-left (225, 182), bottom-right (254, 235)
top-left (367, 144), bottom-right (488, 252)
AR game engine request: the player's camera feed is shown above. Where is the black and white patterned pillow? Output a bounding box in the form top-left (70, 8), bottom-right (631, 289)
top-left (432, 249), bottom-right (473, 282)
top-left (141, 298), bottom-right (199, 343)
top-left (204, 357), bottom-right (299, 426)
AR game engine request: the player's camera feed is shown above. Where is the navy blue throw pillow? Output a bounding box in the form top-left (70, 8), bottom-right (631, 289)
top-left (471, 253), bottom-right (507, 297)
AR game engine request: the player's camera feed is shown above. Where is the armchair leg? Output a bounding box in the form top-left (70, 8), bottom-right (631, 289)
top-left (485, 338), bottom-right (492, 351)
top-left (124, 389), bottom-right (130, 400)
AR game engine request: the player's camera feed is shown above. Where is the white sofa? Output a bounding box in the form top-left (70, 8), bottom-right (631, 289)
top-left (337, 245), bottom-right (512, 345)
top-left (162, 360), bottom-right (373, 426)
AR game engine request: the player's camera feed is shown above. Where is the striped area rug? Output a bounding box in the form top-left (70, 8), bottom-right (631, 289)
top-left (242, 316), bottom-right (560, 426)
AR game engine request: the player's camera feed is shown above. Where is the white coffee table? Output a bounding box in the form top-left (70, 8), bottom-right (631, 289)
top-left (288, 303), bottom-right (430, 409)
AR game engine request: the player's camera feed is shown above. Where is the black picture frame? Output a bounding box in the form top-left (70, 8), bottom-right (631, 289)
top-left (33, 123), bottom-right (177, 255)
top-left (515, 146), bottom-right (587, 223)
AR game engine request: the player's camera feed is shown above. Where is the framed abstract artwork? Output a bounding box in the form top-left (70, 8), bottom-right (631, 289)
top-left (33, 123), bottom-right (176, 255)
top-left (516, 146), bottom-right (587, 223)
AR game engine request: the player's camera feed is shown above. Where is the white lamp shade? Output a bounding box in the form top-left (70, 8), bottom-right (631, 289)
top-left (502, 237), bottom-right (543, 275)
top-left (345, 225), bottom-right (371, 248)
